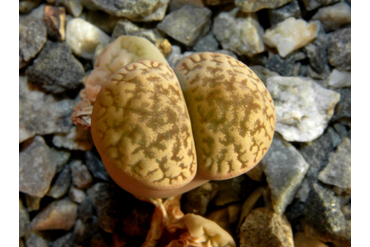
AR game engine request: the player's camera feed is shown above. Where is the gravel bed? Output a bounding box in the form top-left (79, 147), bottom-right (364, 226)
top-left (19, 0), bottom-right (351, 246)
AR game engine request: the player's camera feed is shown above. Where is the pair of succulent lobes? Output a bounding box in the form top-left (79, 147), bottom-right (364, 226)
top-left (77, 36), bottom-right (276, 199)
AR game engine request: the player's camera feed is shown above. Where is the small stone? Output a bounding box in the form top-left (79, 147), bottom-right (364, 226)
top-left (56, 0), bottom-right (83, 17)
top-left (81, 0), bottom-right (163, 20)
top-left (303, 183), bottom-right (346, 236)
top-left (26, 41), bottom-right (84, 93)
top-left (25, 194), bottom-right (42, 211)
top-left (307, 64), bottom-right (331, 80)
top-left (92, 183), bottom-right (118, 233)
top-left (66, 18), bottom-right (110, 59)
top-left (51, 148), bottom-right (71, 172)
top-left (300, 0), bottom-right (340, 11)
top-left (19, 16), bottom-right (47, 69)
top-left (171, 0), bottom-right (206, 9)
top-left (183, 182), bottom-right (218, 216)
top-left (130, 0), bottom-right (170, 22)
top-left (294, 232), bottom-right (329, 247)
top-left (268, 0), bottom-right (301, 27)
top-left (52, 126), bottom-right (93, 151)
top-left (47, 164), bottom-right (72, 199)
top-left (239, 207), bottom-right (294, 247)
top-left (266, 76), bottom-right (340, 142)
top-left (212, 175), bottom-right (252, 207)
top-left (70, 160), bottom-right (93, 189)
top-left (73, 217), bottom-right (100, 244)
top-left (69, 186), bottom-right (87, 203)
top-left (207, 204), bottom-right (242, 235)
top-left (246, 164), bottom-right (264, 181)
top-left (193, 31), bottom-right (219, 52)
top-left (43, 5), bottom-right (66, 41)
top-left (318, 138), bottom-right (351, 190)
top-left (327, 28), bottom-right (351, 71)
top-left (261, 135), bottom-right (309, 215)
top-left (312, 2), bottom-right (351, 31)
top-left (264, 17), bottom-right (321, 57)
top-left (25, 233), bottom-right (49, 247)
top-left (78, 196), bottom-right (95, 223)
top-left (31, 197), bottom-right (78, 231)
top-left (85, 151), bottom-right (110, 181)
top-left (111, 19), bottom-right (157, 42)
top-left (19, 136), bottom-right (57, 197)
top-left (328, 69), bottom-right (351, 88)
top-left (265, 53), bottom-right (295, 76)
top-left (19, 0), bottom-right (43, 14)
top-left (19, 199), bottom-right (30, 238)
top-left (28, 3), bottom-right (47, 20)
top-left (213, 8), bottom-right (265, 57)
top-left (86, 10), bottom-right (121, 34)
top-left (299, 131), bottom-right (336, 183)
top-left (295, 178), bottom-right (311, 202)
top-left (303, 39), bottom-right (328, 73)
top-left (235, 0), bottom-right (293, 13)
top-left (333, 123), bottom-right (349, 138)
top-left (332, 88), bottom-right (351, 121)
top-left (326, 127), bottom-right (341, 148)
top-left (285, 201), bottom-right (305, 229)
top-left (51, 232), bottom-right (74, 247)
top-left (157, 4), bottom-right (211, 46)
top-left (155, 38), bottom-right (172, 57)
top-left (249, 65), bottom-right (279, 84)
top-left (19, 76), bottom-right (65, 143)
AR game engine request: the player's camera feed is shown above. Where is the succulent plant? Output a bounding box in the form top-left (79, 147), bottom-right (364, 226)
top-left (76, 36), bottom-right (276, 198)
top-left (72, 35), bottom-right (275, 247)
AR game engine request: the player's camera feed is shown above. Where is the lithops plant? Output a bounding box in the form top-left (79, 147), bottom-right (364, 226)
top-left (72, 35), bottom-right (168, 128)
top-left (88, 48), bottom-right (275, 198)
top-left (91, 60), bottom-right (198, 198)
top-left (84, 35), bottom-right (168, 103)
top-left (174, 52), bottom-right (276, 181)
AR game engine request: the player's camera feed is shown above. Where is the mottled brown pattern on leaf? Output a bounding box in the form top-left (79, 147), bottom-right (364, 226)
top-left (91, 60), bottom-right (196, 190)
top-left (175, 52), bottom-right (275, 180)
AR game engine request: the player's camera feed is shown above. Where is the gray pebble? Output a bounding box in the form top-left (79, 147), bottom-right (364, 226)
top-left (81, 0), bottom-right (161, 19)
top-left (303, 183), bottom-right (346, 234)
top-left (303, 39), bottom-right (328, 73)
top-left (26, 41), bottom-right (84, 94)
top-left (47, 164), bottom-right (72, 199)
top-left (328, 28), bottom-right (351, 71)
top-left (85, 151), bottom-right (110, 181)
top-left (19, 136), bottom-right (57, 197)
top-left (268, 0), bottom-right (301, 27)
top-left (19, 199), bottom-right (30, 238)
top-left (157, 4), bottom-right (211, 46)
top-left (19, 76), bottom-right (75, 143)
top-left (332, 88), bottom-right (351, 121)
top-left (265, 53), bottom-right (295, 76)
top-left (19, 16), bottom-right (47, 69)
top-left (193, 31), bottom-right (219, 52)
top-left (71, 160), bottom-right (93, 189)
top-left (51, 232), bottom-right (74, 247)
top-left (301, 0), bottom-right (340, 11)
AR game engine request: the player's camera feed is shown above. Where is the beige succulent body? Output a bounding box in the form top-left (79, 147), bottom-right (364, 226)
top-left (75, 36), bottom-right (276, 199)
top-left (175, 52), bottom-right (275, 180)
top-left (73, 36), bottom-right (276, 247)
top-left (91, 60), bottom-right (197, 198)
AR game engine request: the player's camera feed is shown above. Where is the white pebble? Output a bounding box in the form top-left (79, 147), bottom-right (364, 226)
top-left (312, 2), bottom-right (351, 31)
top-left (266, 75), bottom-right (340, 142)
top-left (328, 69), bottom-right (351, 88)
top-left (263, 17), bottom-right (320, 57)
top-left (66, 18), bottom-right (110, 59)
